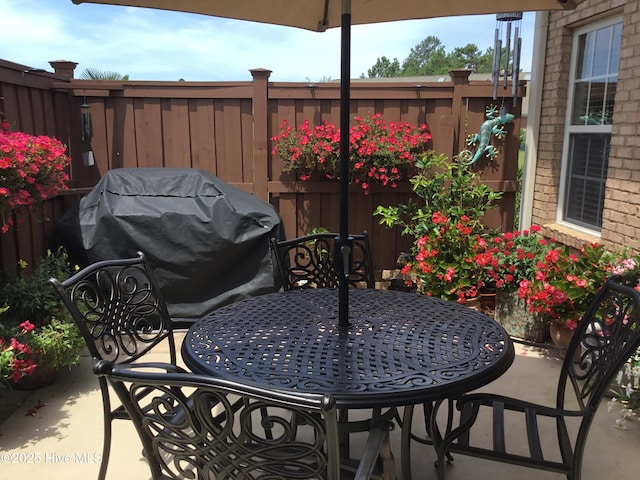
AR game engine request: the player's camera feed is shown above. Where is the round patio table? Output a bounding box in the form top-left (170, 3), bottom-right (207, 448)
top-left (181, 288), bottom-right (514, 409)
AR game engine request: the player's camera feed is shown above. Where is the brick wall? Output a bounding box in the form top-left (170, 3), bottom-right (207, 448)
top-left (534, 0), bottom-right (640, 252)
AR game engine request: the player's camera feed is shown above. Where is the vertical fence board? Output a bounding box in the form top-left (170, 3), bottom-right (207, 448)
top-left (240, 99), bottom-right (254, 187)
top-left (88, 97), bottom-right (109, 180)
top-left (116, 98), bottom-right (137, 169)
top-left (162, 98), bottom-right (192, 168)
top-left (134, 98), bottom-right (163, 167)
top-left (189, 99), bottom-right (216, 172)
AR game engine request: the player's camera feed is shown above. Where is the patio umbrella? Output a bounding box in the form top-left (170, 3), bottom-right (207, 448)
top-left (71, 0), bottom-right (585, 328)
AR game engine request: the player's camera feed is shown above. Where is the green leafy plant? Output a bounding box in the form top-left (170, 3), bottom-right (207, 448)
top-left (375, 153), bottom-right (502, 302)
top-left (0, 121), bottom-right (70, 233)
top-left (271, 113), bottom-right (432, 194)
top-left (0, 248), bottom-right (84, 386)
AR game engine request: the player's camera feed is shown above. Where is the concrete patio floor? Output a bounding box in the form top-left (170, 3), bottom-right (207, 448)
top-left (0, 334), bottom-right (639, 480)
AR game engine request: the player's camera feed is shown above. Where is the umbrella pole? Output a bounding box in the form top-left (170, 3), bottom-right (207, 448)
top-left (338, 0), bottom-right (351, 329)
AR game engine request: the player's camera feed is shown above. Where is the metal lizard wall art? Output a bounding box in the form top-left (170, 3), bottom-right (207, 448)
top-left (459, 105), bottom-right (514, 166)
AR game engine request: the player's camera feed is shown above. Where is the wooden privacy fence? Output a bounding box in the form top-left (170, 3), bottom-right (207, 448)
top-left (0, 59), bottom-right (524, 278)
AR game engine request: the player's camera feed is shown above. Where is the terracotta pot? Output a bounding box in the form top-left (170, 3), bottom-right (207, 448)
top-left (549, 322), bottom-right (581, 362)
top-left (479, 287), bottom-right (496, 317)
top-left (463, 295), bottom-right (482, 312)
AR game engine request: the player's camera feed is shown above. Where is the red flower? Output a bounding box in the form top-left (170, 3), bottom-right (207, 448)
top-left (19, 320), bottom-right (35, 333)
top-left (432, 212), bottom-right (447, 225)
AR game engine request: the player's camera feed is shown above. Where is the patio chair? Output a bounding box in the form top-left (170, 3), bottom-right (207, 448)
top-left (270, 231), bottom-right (375, 290)
top-left (429, 275), bottom-right (640, 480)
top-left (48, 251), bottom-right (178, 480)
top-left (94, 360), bottom-right (395, 480)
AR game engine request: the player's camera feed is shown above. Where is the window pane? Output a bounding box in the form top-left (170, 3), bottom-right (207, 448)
top-left (564, 134), bottom-right (610, 229)
top-left (610, 23), bottom-right (622, 74)
top-left (571, 81), bottom-right (589, 124)
top-left (591, 28), bottom-right (611, 77)
top-left (575, 31), bottom-right (594, 80)
top-left (604, 78), bottom-right (616, 125)
top-left (587, 80), bottom-right (607, 124)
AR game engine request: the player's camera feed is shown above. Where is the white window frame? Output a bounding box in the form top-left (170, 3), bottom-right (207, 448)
top-left (557, 15), bottom-right (622, 235)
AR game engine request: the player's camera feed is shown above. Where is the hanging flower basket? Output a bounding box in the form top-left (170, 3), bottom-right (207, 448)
top-left (0, 121), bottom-right (70, 233)
top-left (271, 113), bottom-right (432, 194)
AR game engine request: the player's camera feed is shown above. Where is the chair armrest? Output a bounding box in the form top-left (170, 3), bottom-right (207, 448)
top-left (109, 361), bottom-right (189, 375)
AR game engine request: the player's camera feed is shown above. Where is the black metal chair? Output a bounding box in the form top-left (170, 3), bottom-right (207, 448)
top-left (270, 231), bottom-right (375, 290)
top-left (429, 275), bottom-right (640, 480)
top-left (94, 360), bottom-right (395, 480)
top-left (48, 251), bottom-right (177, 480)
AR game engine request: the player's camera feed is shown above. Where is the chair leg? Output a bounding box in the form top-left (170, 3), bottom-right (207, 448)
top-left (433, 401), bottom-right (479, 480)
top-left (98, 417), bottom-right (111, 480)
top-left (339, 409), bottom-right (351, 458)
top-left (398, 399), bottom-right (453, 480)
top-left (98, 386), bottom-right (112, 480)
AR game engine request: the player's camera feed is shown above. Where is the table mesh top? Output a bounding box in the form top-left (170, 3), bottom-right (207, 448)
top-left (182, 289), bottom-right (513, 408)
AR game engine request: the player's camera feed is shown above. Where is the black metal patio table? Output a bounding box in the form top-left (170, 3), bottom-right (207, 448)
top-left (182, 287), bottom-right (513, 403)
top-left (181, 288), bottom-right (514, 475)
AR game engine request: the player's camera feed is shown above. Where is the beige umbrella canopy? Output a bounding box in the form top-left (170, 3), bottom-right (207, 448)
top-left (71, 0), bottom-right (585, 327)
top-left (72, 0), bottom-right (583, 31)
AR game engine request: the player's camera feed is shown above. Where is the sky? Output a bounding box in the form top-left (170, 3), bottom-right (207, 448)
top-left (3, 0), bottom-right (536, 82)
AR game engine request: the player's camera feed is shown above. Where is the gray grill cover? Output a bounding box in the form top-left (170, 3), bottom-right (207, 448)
top-left (54, 168), bottom-right (283, 322)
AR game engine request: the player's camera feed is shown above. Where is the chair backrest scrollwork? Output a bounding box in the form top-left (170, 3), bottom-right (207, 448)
top-left (49, 251), bottom-right (176, 365)
top-left (558, 276), bottom-right (640, 412)
top-left (271, 232), bottom-right (375, 290)
top-left (96, 361), bottom-right (341, 480)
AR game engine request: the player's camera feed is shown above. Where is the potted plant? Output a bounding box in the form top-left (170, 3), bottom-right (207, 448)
top-left (0, 121), bottom-right (70, 233)
top-left (476, 225), bottom-right (555, 341)
top-left (271, 113), bottom-right (432, 194)
top-left (375, 153), bottom-right (501, 303)
top-left (516, 243), bottom-right (640, 357)
top-left (0, 248), bottom-right (85, 389)
top-left (517, 243), bottom-right (615, 335)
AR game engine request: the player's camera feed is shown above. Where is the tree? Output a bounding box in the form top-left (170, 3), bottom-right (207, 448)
top-left (449, 44), bottom-right (483, 70)
top-left (366, 56), bottom-right (401, 78)
top-left (364, 36), bottom-right (498, 78)
top-left (79, 68), bottom-right (129, 80)
top-left (401, 36), bottom-right (444, 76)
top-left (474, 47), bottom-right (497, 74)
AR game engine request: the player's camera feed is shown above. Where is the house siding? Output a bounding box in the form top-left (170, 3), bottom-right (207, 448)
top-left (534, 0), bottom-right (640, 251)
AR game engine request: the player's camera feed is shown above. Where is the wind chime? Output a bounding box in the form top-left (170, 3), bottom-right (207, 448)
top-left (492, 12), bottom-right (523, 108)
top-left (460, 13), bottom-right (521, 166)
top-left (80, 96), bottom-right (95, 166)
top-left (81, 97), bottom-right (93, 145)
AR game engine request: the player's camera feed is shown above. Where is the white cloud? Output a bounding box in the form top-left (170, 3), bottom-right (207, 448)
top-left (2, 0), bottom-right (535, 81)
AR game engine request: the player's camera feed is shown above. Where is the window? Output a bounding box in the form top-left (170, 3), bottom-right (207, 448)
top-left (560, 18), bottom-right (622, 232)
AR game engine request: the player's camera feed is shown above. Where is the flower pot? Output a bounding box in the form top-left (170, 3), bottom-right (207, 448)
top-left (494, 289), bottom-right (549, 343)
top-left (13, 365), bottom-right (59, 390)
top-left (463, 295), bottom-right (482, 312)
top-left (479, 287), bottom-right (496, 317)
top-left (549, 321), bottom-right (581, 362)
